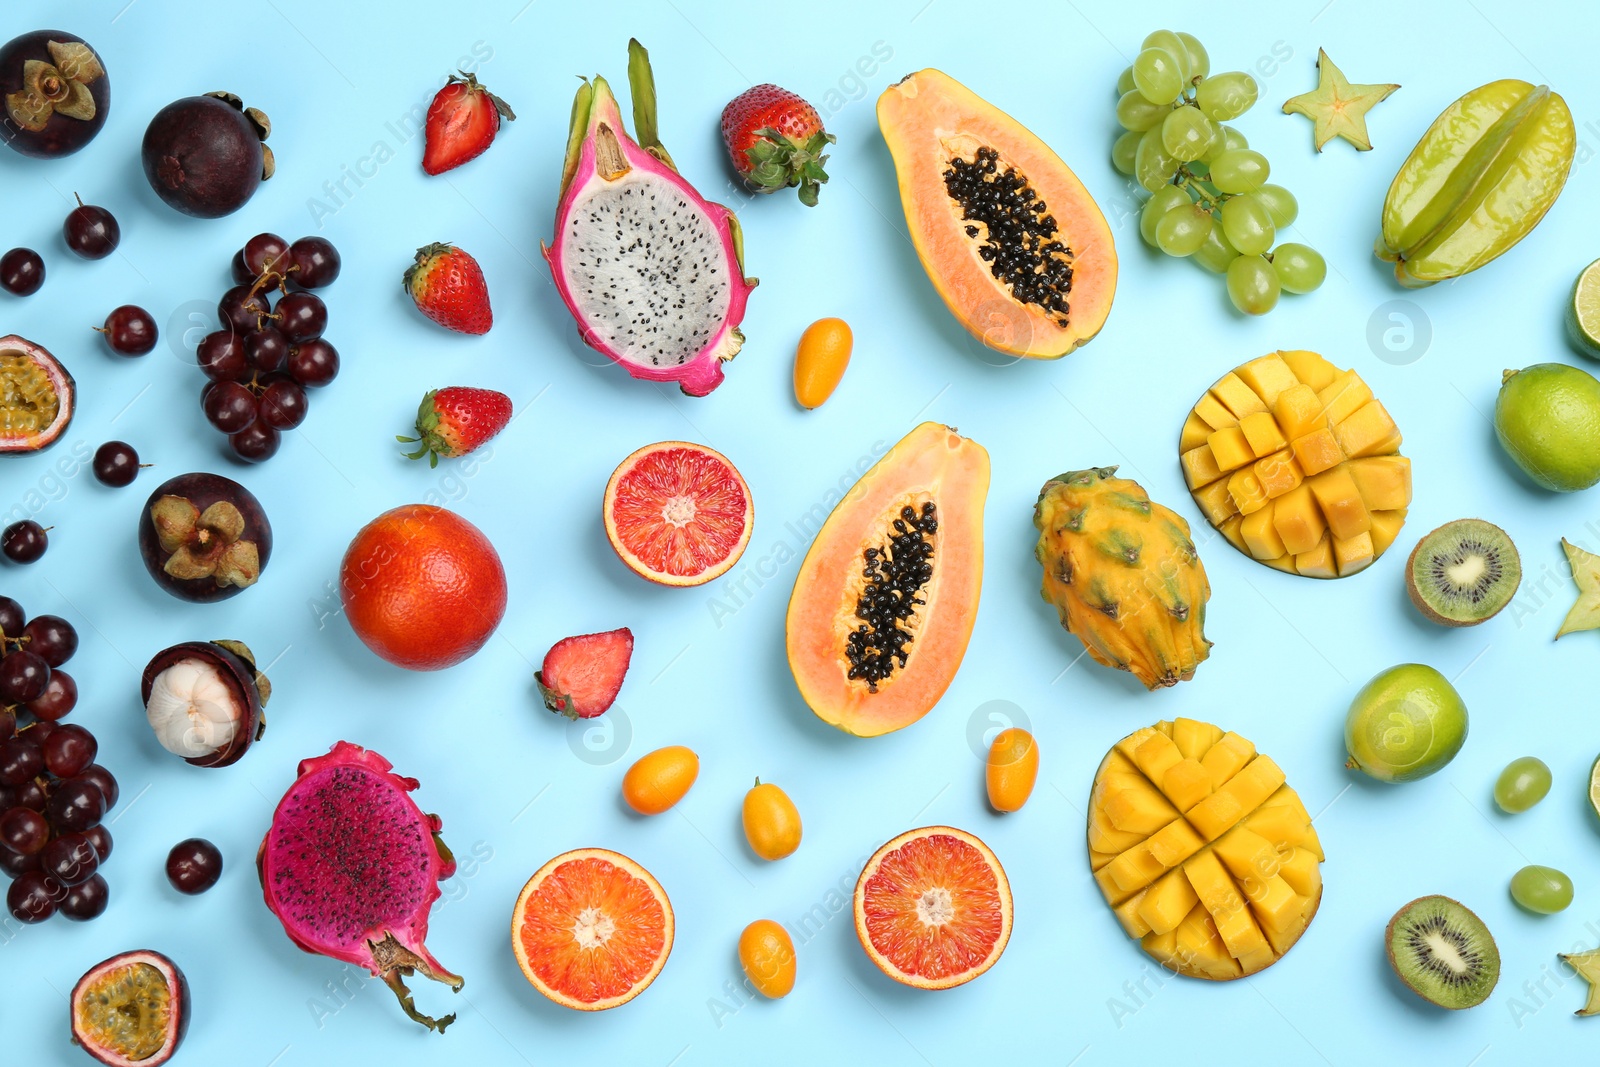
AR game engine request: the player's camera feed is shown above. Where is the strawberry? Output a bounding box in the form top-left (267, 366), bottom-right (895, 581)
top-left (404, 243), bottom-right (492, 335)
top-left (720, 84), bottom-right (835, 207)
top-left (421, 72), bottom-right (515, 176)
top-left (536, 628), bottom-right (634, 720)
top-left (398, 386), bottom-right (512, 467)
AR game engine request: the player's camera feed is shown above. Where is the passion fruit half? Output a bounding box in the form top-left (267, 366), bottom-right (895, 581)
top-left (69, 949), bottom-right (189, 1067)
top-left (0, 335), bottom-right (74, 455)
top-left (138, 473), bottom-right (272, 602)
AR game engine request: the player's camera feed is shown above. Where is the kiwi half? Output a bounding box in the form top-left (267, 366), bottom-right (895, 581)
top-left (1405, 519), bottom-right (1522, 626)
top-left (1385, 895), bottom-right (1500, 1009)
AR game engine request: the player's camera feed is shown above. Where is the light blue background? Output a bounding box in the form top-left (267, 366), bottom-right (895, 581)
top-left (2, 0), bottom-right (1598, 1063)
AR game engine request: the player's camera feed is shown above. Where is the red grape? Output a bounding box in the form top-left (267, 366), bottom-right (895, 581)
top-left (0, 806), bottom-right (48, 853)
top-left (276, 292), bottom-right (327, 343)
top-left (79, 766), bottom-right (118, 811)
top-left (59, 873), bottom-right (108, 920)
top-left (6, 870), bottom-right (60, 922)
top-left (41, 832), bottom-right (99, 885)
top-left (0, 737), bottom-right (43, 784)
top-left (289, 236), bottom-right (341, 288)
top-left (21, 615), bottom-right (76, 666)
top-left (27, 671), bottom-right (76, 721)
top-left (245, 327), bottom-right (289, 372)
top-left (197, 330), bottom-right (248, 381)
top-left (46, 777), bottom-right (105, 832)
top-left (229, 422), bottom-right (280, 463)
top-left (63, 198), bottom-right (118, 260)
top-left (260, 377), bottom-right (309, 430)
top-left (96, 305), bottom-right (158, 357)
top-left (243, 232), bottom-right (291, 277)
top-left (288, 338), bottom-right (339, 387)
top-left (203, 381), bottom-right (258, 434)
top-left (43, 724), bottom-right (96, 778)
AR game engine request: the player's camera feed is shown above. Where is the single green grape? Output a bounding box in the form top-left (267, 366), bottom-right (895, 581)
top-left (1510, 864), bottom-right (1573, 914)
top-left (1209, 149), bottom-right (1269, 194)
top-left (1140, 185), bottom-right (1192, 247)
top-left (1116, 65), bottom-right (1137, 98)
top-left (1111, 129), bottom-right (1142, 176)
top-left (1192, 224), bottom-right (1238, 273)
top-left (1132, 47), bottom-right (1184, 105)
top-left (1494, 756), bottom-right (1552, 813)
top-left (1195, 71), bottom-right (1259, 121)
top-left (1155, 204), bottom-right (1213, 257)
top-left (1161, 107), bottom-right (1215, 162)
top-left (1141, 31), bottom-right (1192, 83)
top-left (1117, 90), bottom-right (1169, 132)
top-left (1221, 194), bottom-right (1275, 256)
top-left (1135, 125), bottom-right (1181, 192)
top-left (1271, 243), bottom-right (1326, 294)
top-left (1175, 32), bottom-right (1209, 80)
top-left (1226, 254), bottom-right (1280, 315)
top-left (1217, 125), bottom-right (1248, 153)
top-left (1253, 184), bottom-right (1298, 228)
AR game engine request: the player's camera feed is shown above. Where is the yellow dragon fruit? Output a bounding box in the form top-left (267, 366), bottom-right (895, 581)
top-left (1033, 466), bottom-right (1212, 688)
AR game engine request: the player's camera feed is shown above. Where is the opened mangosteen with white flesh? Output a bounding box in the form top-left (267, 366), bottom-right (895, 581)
top-left (138, 472), bottom-right (271, 602)
top-left (141, 640), bottom-right (268, 767)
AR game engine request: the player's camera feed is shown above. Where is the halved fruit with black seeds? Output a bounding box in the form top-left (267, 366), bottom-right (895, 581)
top-left (785, 422), bottom-right (989, 736)
top-left (878, 69), bottom-right (1116, 359)
top-left (0, 335), bottom-right (74, 455)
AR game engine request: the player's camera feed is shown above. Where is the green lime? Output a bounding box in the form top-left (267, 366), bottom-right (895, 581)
top-left (1494, 363), bottom-right (1600, 492)
top-left (1588, 754), bottom-right (1600, 821)
top-left (1344, 663), bottom-right (1468, 782)
top-left (1568, 259), bottom-right (1600, 361)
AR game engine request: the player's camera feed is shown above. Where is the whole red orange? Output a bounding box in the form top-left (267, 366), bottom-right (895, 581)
top-left (339, 504), bottom-right (507, 671)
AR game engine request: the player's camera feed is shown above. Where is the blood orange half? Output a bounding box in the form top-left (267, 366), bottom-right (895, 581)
top-left (511, 848), bottom-right (673, 1011)
top-left (603, 441), bottom-right (753, 586)
top-left (854, 826), bottom-right (1012, 990)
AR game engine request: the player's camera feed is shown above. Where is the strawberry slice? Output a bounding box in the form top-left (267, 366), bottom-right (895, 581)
top-left (536, 628), bottom-right (634, 720)
top-left (422, 73), bottom-right (515, 176)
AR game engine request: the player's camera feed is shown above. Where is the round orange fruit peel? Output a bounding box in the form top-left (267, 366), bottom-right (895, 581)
top-left (510, 848), bottom-right (673, 1011)
top-left (603, 441), bottom-right (753, 587)
top-left (853, 825), bottom-right (1012, 990)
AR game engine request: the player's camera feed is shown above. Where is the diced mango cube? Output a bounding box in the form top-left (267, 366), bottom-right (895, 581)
top-left (1240, 505), bottom-right (1287, 560)
top-left (1187, 756), bottom-right (1288, 841)
top-left (1172, 903), bottom-right (1242, 979)
top-left (1307, 466), bottom-right (1371, 539)
top-left (1181, 445), bottom-right (1223, 490)
top-left (1290, 426), bottom-right (1344, 476)
top-left (1180, 411), bottom-right (1212, 451)
top-left (1192, 393), bottom-right (1237, 431)
top-left (1113, 729), bottom-right (1158, 764)
top-left (1218, 514), bottom-right (1246, 552)
top-left (1115, 891), bottom-right (1153, 938)
top-left (1239, 411), bottom-right (1287, 457)
top-left (1316, 370), bottom-right (1373, 426)
top-left (1089, 807), bottom-right (1147, 855)
top-left (1262, 553), bottom-right (1297, 573)
top-left (1254, 450), bottom-right (1303, 498)
top-left (1333, 531), bottom-right (1375, 576)
top-left (1104, 780), bottom-right (1179, 835)
top-left (1335, 399), bottom-right (1401, 458)
top-left (1199, 732), bottom-right (1255, 788)
top-left (1294, 536), bottom-right (1337, 579)
top-left (1212, 827), bottom-right (1281, 890)
top-left (1207, 426), bottom-right (1254, 472)
top-left (1227, 468), bottom-right (1269, 515)
top-left (1191, 479), bottom-right (1238, 525)
top-left (1271, 484), bottom-right (1326, 555)
top-left (1210, 373), bottom-right (1268, 420)
top-left (1132, 731), bottom-right (1185, 785)
top-left (1272, 384), bottom-right (1327, 440)
top-left (1277, 847), bottom-right (1323, 898)
top-left (1369, 508), bottom-right (1408, 556)
top-left (1143, 819), bottom-right (1205, 869)
top-left (1280, 349), bottom-right (1335, 390)
top-left (1345, 455), bottom-right (1412, 511)
top-left (1172, 718), bottom-right (1222, 760)
top-left (1235, 355), bottom-right (1298, 406)
top-left (1163, 758), bottom-right (1214, 811)
top-left (1185, 850), bottom-right (1275, 975)
top-left (1137, 867), bottom-right (1200, 937)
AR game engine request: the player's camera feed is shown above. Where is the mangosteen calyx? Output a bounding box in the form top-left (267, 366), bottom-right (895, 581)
top-left (151, 495), bottom-right (260, 590)
top-left (5, 41), bottom-right (104, 131)
top-left (142, 640), bottom-right (268, 766)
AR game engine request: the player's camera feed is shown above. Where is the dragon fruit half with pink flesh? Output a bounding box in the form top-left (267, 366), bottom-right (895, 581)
top-left (257, 741), bottom-right (462, 1033)
top-left (543, 39), bottom-right (757, 397)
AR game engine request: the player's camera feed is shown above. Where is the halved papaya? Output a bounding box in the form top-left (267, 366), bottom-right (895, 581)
top-left (785, 422), bottom-right (989, 737)
top-left (878, 69), bottom-right (1116, 360)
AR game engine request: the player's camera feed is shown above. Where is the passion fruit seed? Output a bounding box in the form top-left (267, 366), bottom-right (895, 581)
top-left (846, 502), bottom-right (937, 691)
top-left (76, 961), bottom-right (174, 1061)
top-left (944, 146), bottom-right (1073, 326)
top-left (0, 352), bottom-right (61, 434)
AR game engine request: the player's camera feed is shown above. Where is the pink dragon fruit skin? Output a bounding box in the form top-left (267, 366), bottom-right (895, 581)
top-left (257, 741), bottom-right (462, 1033)
top-left (543, 40), bottom-right (756, 398)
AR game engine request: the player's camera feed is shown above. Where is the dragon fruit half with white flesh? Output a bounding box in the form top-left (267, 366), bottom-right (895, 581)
top-left (543, 39), bottom-right (757, 397)
top-left (257, 741), bottom-right (462, 1033)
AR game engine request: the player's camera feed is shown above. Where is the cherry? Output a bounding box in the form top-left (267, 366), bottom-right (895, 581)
top-left (7, 870), bottom-right (61, 922)
top-left (260, 377), bottom-right (309, 430)
top-left (96, 305), bottom-right (158, 356)
top-left (27, 671), bottom-right (77, 721)
top-left (0, 651), bottom-right (50, 702)
top-left (42, 724), bottom-right (96, 778)
top-left (197, 330), bottom-right (248, 381)
top-left (79, 766), bottom-right (118, 811)
top-left (276, 292), bottom-right (327, 343)
top-left (288, 338), bottom-right (339, 387)
top-left (63, 196), bottom-right (119, 259)
top-left (93, 441), bottom-right (145, 487)
top-left (1, 520), bottom-right (48, 564)
top-left (289, 237), bottom-right (341, 288)
top-left (0, 248), bottom-right (44, 296)
top-left (166, 837), bottom-right (223, 894)
top-left (59, 873), bottom-right (108, 920)
top-left (229, 422), bottom-right (280, 463)
top-left (22, 615), bottom-right (77, 666)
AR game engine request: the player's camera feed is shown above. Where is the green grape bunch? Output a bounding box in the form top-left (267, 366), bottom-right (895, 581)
top-left (1111, 30), bottom-right (1327, 315)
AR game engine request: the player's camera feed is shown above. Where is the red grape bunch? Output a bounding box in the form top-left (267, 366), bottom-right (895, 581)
top-left (0, 595), bottom-right (119, 924)
top-left (197, 232), bottom-right (342, 463)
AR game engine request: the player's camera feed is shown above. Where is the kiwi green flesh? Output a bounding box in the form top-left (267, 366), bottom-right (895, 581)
top-left (1406, 519), bottom-right (1522, 627)
top-left (1385, 895), bottom-right (1500, 1009)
